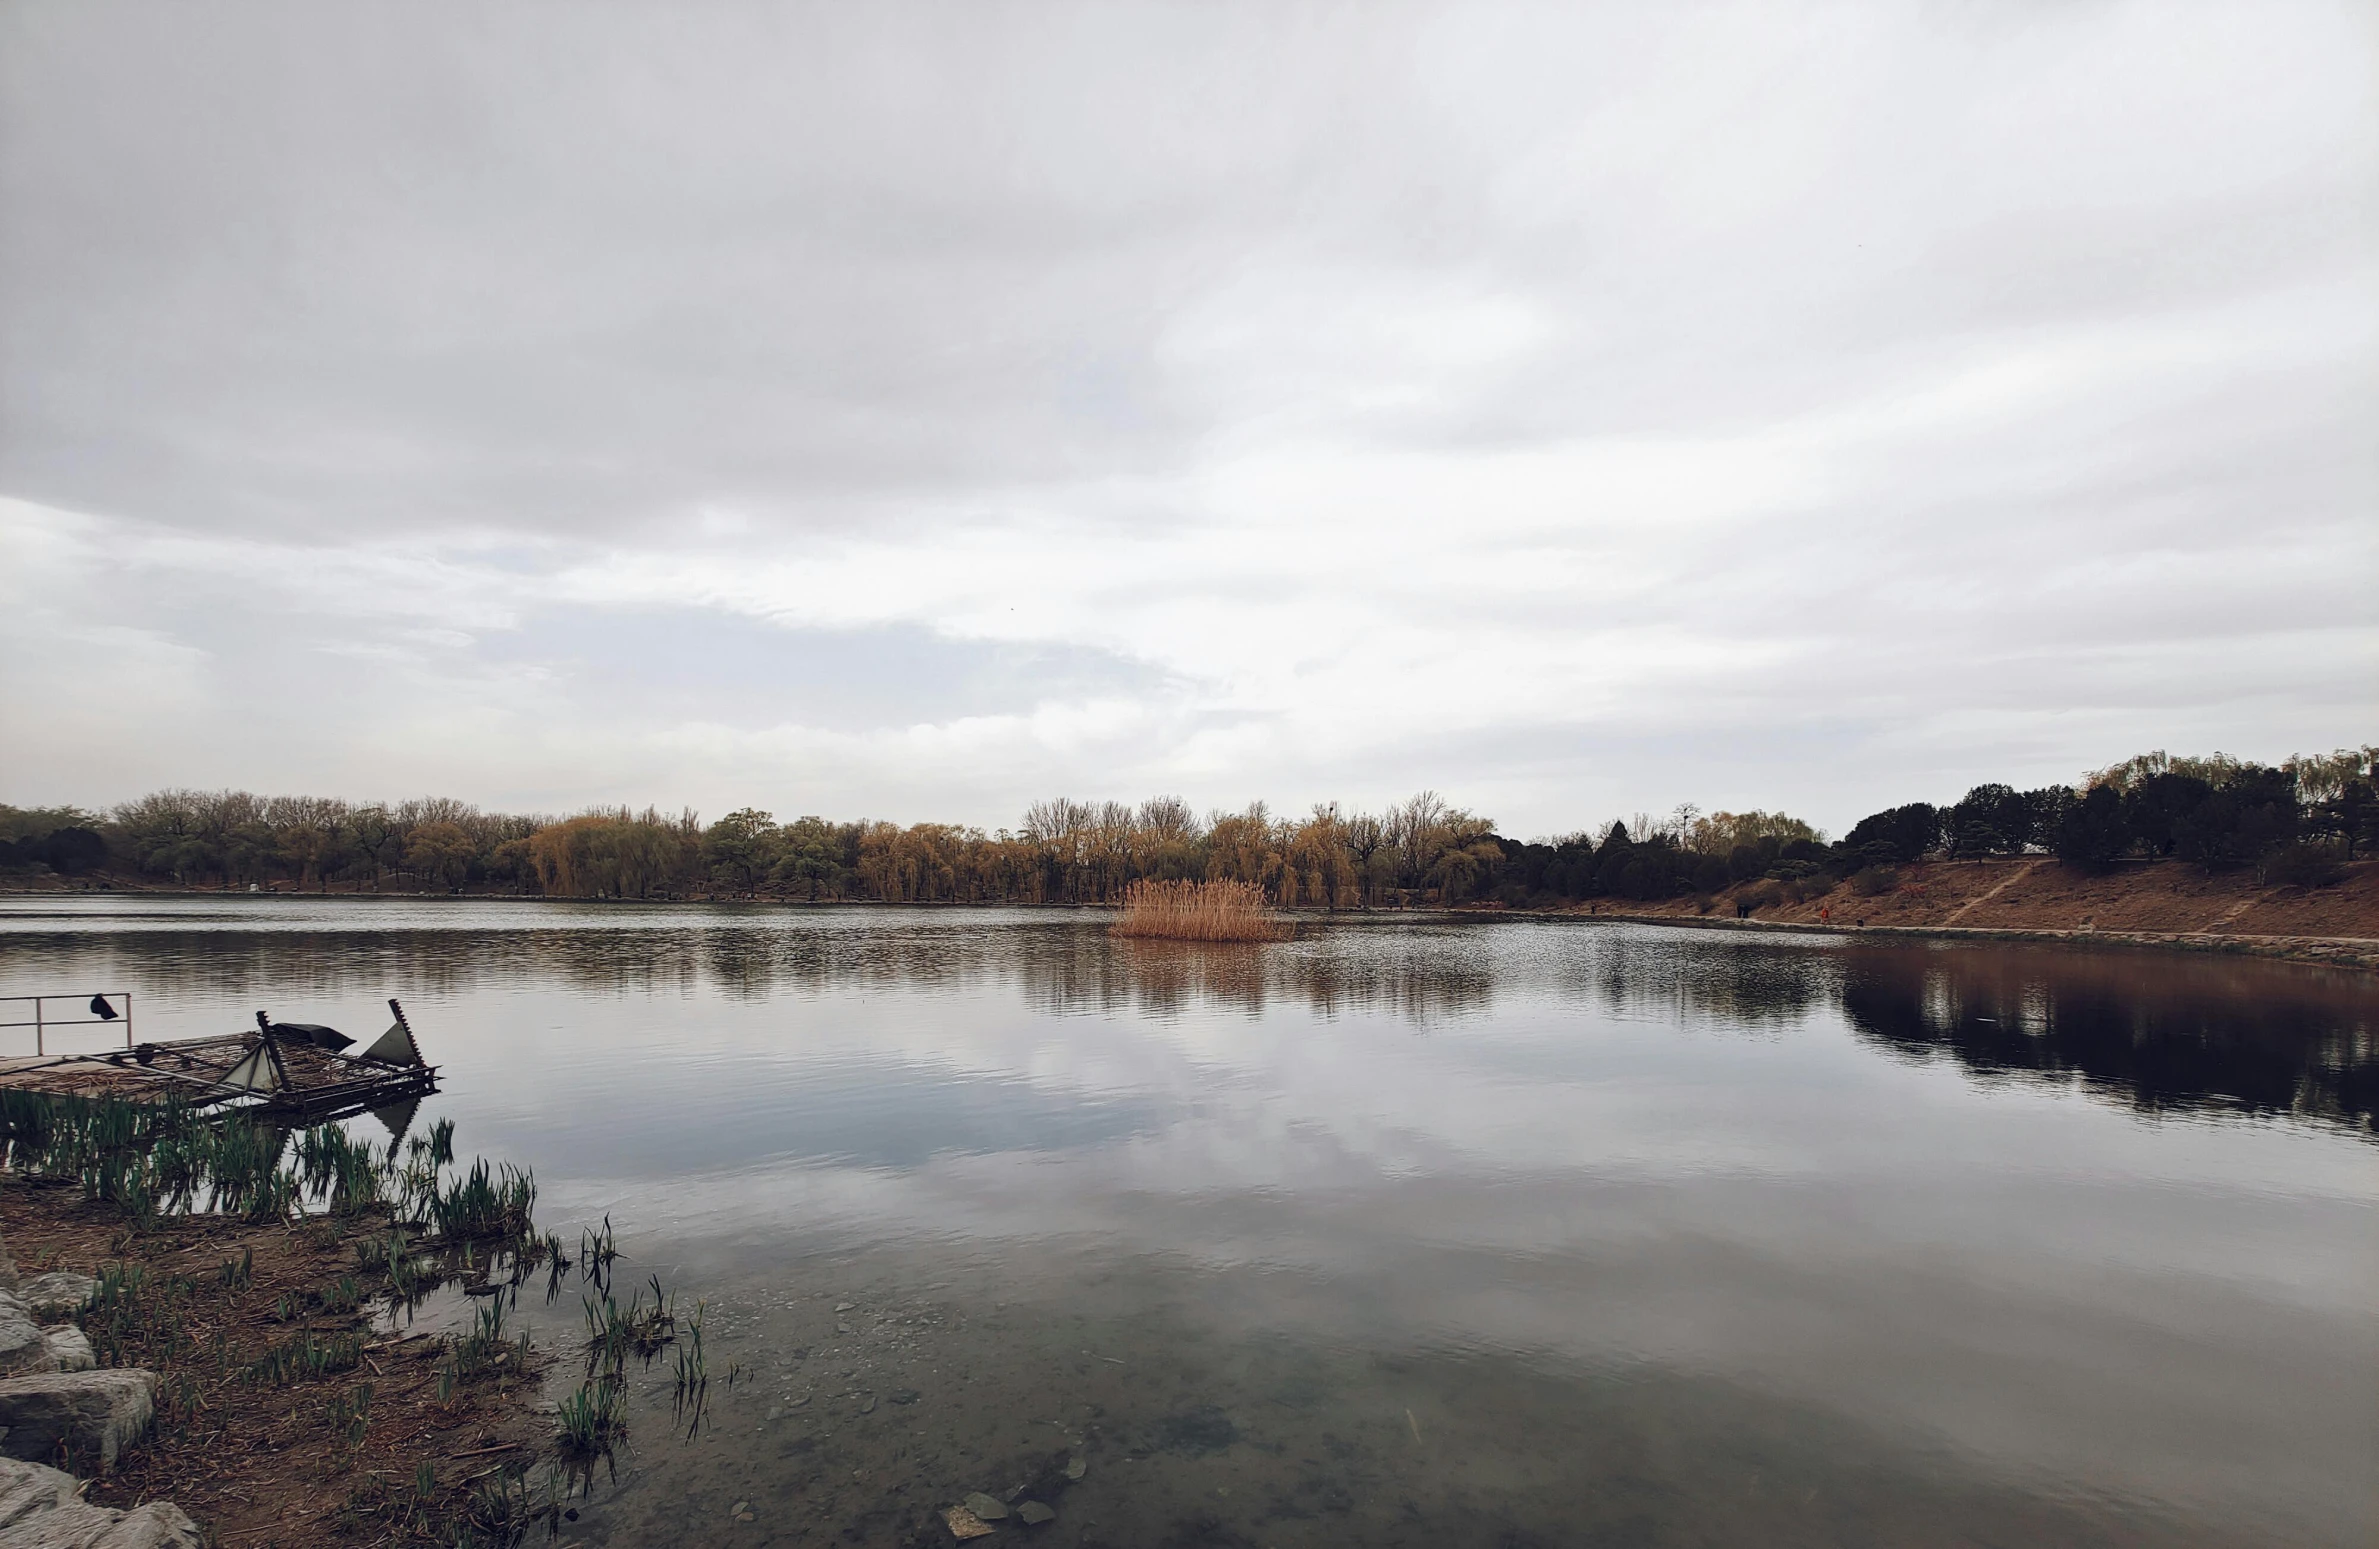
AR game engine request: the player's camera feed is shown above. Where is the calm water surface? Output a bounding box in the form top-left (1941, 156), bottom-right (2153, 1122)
top-left (2, 898), bottom-right (2373, 1548)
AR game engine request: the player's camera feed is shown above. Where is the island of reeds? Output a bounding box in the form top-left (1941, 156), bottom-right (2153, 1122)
top-left (1110, 878), bottom-right (1290, 942)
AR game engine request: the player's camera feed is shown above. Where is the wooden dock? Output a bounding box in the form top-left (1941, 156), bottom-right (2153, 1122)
top-left (0, 998), bottom-right (440, 1128)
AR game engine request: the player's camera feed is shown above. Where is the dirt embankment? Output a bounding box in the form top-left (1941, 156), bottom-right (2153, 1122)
top-left (1559, 858), bottom-right (2379, 969)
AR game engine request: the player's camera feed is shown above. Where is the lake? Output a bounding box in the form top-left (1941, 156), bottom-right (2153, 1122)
top-left (1, 898), bottom-right (2372, 1547)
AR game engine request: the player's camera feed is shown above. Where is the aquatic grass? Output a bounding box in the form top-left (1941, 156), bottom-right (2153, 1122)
top-left (5, 1094), bottom-right (538, 1250)
top-left (671, 1298), bottom-right (710, 1436)
top-left (555, 1377), bottom-right (627, 1458)
top-left (458, 1461), bottom-right (558, 1545)
top-left (582, 1273), bottom-right (675, 1378)
top-left (579, 1214), bottom-right (619, 1293)
top-left (1111, 878), bottom-right (1290, 943)
top-left (541, 1230), bottom-right (574, 1300)
top-left (297, 1123), bottom-right (387, 1214)
top-left (425, 1157), bottom-right (538, 1242)
top-left (451, 1294), bottom-right (530, 1377)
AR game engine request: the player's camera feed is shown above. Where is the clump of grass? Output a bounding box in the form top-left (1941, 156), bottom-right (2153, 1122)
top-left (297, 1124), bottom-right (388, 1214)
top-left (448, 1294), bottom-right (531, 1383)
top-left (555, 1377), bottom-right (628, 1458)
top-left (580, 1215), bottom-right (619, 1293)
top-left (582, 1274), bottom-right (674, 1375)
top-left (1110, 878), bottom-right (1289, 943)
top-left (426, 1158), bottom-right (538, 1242)
top-left (327, 1379), bottom-right (374, 1449)
top-left (245, 1329), bottom-right (365, 1385)
top-left (86, 1260), bottom-right (198, 1367)
top-left (672, 1299), bottom-right (710, 1435)
top-left (428, 1297), bottom-right (532, 1414)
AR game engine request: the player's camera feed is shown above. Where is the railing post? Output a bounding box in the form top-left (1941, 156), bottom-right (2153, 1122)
top-left (124, 992), bottom-right (133, 1049)
top-left (33, 996), bottom-right (42, 1057)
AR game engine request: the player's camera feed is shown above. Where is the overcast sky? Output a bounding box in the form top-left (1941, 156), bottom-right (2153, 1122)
top-left (2, 1), bottom-right (2371, 838)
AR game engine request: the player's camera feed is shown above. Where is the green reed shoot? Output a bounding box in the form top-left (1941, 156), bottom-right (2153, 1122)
top-left (326, 1380), bottom-right (374, 1448)
top-left (244, 1330), bottom-right (365, 1385)
top-left (555, 1378), bottom-right (627, 1458)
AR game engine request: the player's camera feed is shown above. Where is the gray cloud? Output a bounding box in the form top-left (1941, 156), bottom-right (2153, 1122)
top-left (2, 1), bottom-right (2372, 833)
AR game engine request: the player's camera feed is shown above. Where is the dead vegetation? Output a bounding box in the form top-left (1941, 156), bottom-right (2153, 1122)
top-left (1110, 879), bottom-right (1291, 943)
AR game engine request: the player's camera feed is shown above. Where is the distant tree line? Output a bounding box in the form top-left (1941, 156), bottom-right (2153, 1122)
top-left (1833, 748), bottom-right (2378, 886)
top-left (0, 746), bottom-right (2369, 906)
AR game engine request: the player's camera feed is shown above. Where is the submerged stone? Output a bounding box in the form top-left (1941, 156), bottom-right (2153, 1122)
top-left (961, 1492), bottom-right (1009, 1520)
top-left (1016, 1500), bottom-right (1057, 1525)
top-left (1153, 1403), bottom-right (1238, 1455)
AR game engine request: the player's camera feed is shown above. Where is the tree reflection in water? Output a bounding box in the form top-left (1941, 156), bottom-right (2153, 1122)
top-left (1840, 945), bottom-right (2376, 1134)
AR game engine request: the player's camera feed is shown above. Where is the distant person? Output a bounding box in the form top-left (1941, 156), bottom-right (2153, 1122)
top-left (1819, 904), bottom-right (1832, 926)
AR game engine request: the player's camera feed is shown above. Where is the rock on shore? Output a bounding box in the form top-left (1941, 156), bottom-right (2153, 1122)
top-left (0, 1371), bottom-right (157, 1473)
top-left (0, 1455), bottom-right (200, 1548)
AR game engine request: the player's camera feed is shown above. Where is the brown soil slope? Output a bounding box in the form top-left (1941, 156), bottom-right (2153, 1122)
top-left (1594, 858), bottom-right (2379, 965)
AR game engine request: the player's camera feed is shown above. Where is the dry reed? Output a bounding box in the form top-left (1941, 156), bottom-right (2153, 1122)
top-left (1110, 878), bottom-right (1290, 943)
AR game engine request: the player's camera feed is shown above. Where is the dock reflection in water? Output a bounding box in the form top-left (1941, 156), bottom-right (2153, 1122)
top-left (1, 900), bottom-right (2372, 1547)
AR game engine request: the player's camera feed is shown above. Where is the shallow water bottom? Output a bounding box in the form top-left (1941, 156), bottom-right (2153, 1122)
top-left (548, 1247), bottom-right (2277, 1549)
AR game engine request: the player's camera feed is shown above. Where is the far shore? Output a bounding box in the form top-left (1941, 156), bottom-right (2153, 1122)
top-left (7, 858), bottom-right (2376, 972)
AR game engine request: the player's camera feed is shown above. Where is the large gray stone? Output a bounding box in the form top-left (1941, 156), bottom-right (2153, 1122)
top-left (0, 1457), bottom-right (200, 1547)
top-left (36, 1336), bottom-right (88, 1377)
top-left (11, 1281), bottom-right (92, 1326)
top-left (0, 1372), bottom-right (155, 1473)
top-left (0, 1324), bottom-right (57, 1382)
top-left (0, 1457), bottom-right (69, 1531)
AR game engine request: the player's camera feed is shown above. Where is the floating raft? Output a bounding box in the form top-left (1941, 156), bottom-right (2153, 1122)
top-left (0, 998), bottom-right (439, 1128)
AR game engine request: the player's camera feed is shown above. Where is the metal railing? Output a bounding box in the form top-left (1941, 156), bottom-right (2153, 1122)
top-left (0, 993), bottom-right (134, 1055)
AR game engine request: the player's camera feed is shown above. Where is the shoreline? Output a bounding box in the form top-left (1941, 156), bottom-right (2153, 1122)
top-left (2, 1179), bottom-right (556, 1547)
top-left (6, 867), bottom-right (2375, 973)
top-left (0, 1099), bottom-right (587, 1548)
top-left (1482, 909), bottom-right (2379, 972)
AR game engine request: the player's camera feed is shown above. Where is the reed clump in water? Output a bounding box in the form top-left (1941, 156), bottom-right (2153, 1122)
top-left (1110, 878), bottom-right (1290, 943)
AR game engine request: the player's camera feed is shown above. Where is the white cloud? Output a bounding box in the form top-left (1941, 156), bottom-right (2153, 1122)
top-left (1, 2), bottom-right (2371, 831)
